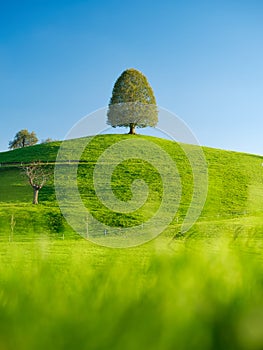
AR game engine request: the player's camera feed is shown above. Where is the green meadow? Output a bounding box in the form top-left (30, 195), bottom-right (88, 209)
top-left (0, 134), bottom-right (263, 349)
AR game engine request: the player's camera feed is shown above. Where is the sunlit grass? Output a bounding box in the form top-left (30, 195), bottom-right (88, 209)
top-left (0, 135), bottom-right (263, 349)
top-left (0, 238), bottom-right (263, 350)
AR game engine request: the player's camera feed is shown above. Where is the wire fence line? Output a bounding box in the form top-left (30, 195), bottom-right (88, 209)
top-left (0, 160), bottom-right (91, 167)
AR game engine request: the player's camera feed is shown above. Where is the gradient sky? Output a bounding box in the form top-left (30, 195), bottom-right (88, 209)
top-left (1, 0), bottom-right (263, 154)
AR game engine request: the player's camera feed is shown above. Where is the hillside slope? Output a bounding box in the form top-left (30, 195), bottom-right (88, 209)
top-left (0, 135), bottom-right (262, 243)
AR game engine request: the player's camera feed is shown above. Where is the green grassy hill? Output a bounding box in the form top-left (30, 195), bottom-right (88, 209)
top-left (0, 134), bottom-right (262, 244)
top-left (1, 134), bottom-right (263, 350)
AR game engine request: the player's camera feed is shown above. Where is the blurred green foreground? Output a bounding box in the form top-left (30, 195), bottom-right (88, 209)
top-left (0, 238), bottom-right (263, 350)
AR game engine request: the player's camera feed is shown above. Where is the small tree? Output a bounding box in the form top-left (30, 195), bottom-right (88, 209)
top-left (22, 161), bottom-right (52, 204)
top-left (107, 68), bottom-right (158, 134)
top-left (41, 138), bottom-right (54, 144)
top-left (9, 129), bottom-right (38, 149)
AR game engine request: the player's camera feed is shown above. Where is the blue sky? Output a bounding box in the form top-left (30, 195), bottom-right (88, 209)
top-left (1, 0), bottom-right (262, 154)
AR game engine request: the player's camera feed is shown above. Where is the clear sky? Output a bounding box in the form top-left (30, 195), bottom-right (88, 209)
top-left (1, 0), bottom-right (262, 154)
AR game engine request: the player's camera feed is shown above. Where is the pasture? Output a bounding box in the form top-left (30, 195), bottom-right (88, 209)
top-left (0, 135), bottom-right (263, 349)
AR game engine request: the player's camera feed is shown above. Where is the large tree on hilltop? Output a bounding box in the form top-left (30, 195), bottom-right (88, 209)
top-left (107, 68), bottom-right (158, 135)
top-left (9, 129), bottom-right (38, 149)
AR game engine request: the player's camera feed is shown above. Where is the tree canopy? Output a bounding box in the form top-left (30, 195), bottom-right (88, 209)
top-left (9, 129), bottom-right (38, 149)
top-left (107, 68), bottom-right (158, 134)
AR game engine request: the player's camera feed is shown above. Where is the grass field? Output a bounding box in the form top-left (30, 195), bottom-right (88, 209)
top-left (0, 135), bottom-right (263, 349)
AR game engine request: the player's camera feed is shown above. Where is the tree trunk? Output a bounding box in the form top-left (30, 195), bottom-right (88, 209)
top-left (33, 188), bottom-right (39, 204)
top-left (128, 124), bottom-right (136, 134)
